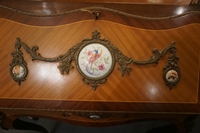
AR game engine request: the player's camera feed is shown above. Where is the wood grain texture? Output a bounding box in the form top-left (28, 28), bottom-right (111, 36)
top-left (0, 1), bottom-right (200, 129)
top-left (0, 19), bottom-right (199, 104)
top-left (0, 1), bottom-right (200, 29)
top-left (0, 0), bottom-right (193, 5)
top-left (1, 109), bottom-right (194, 127)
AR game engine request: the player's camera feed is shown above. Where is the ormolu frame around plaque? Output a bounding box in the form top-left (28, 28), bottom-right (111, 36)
top-left (75, 39), bottom-right (115, 90)
top-left (10, 38), bottom-right (28, 86)
top-left (10, 30), bottom-right (180, 90)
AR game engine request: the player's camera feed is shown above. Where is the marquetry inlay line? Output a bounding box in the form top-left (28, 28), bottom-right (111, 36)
top-left (0, 5), bottom-right (200, 19)
top-left (0, 98), bottom-right (198, 104)
top-left (1, 107), bottom-right (200, 115)
top-left (1, 18), bottom-right (200, 31)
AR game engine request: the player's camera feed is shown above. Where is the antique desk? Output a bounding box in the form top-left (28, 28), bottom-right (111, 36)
top-left (0, 1), bottom-right (200, 133)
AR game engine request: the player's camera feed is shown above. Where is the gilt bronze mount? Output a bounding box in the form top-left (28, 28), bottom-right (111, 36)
top-left (10, 30), bottom-right (180, 90)
top-left (10, 38), bottom-right (28, 86)
top-left (163, 44), bottom-right (180, 89)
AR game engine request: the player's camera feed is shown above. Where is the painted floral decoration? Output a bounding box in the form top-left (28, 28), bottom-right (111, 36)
top-left (80, 45), bottom-right (110, 77)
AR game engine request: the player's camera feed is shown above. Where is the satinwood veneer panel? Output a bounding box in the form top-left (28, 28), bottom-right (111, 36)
top-left (0, 18), bottom-right (199, 104)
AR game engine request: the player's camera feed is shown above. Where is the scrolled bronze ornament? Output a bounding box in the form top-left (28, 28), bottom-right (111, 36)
top-left (10, 38), bottom-right (28, 86)
top-left (11, 31), bottom-right (180, 90)
top-left (163, 42), bottom-right (180, 89)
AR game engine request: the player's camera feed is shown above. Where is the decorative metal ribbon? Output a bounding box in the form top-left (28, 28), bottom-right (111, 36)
top-left (10, 30), bottom-right (180, 90)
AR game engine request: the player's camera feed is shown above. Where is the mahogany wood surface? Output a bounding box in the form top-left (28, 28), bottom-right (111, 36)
top-left (0, 0), bottom-right (200, 130)
top-left (0, 1), bottom-right (200, 29)
top-left (0, 0), bottom-right (194, 5)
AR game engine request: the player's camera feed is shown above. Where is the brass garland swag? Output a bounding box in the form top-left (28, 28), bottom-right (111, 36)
top-left (10, 30), bottom-right (180, 90)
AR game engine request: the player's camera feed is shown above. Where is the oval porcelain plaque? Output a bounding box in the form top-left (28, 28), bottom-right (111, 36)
top-left (165, 69), bottom-right (179, 83)
top-left (77, 43), bottom-right (114, 79)
top-left (12, 65), bottom-right (26, 78)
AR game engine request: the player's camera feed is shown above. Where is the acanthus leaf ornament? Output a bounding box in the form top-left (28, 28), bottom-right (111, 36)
top-left (10, 31), bottom-right (180, 90)
top-left (10, 38), bottom-right (28, 86)
top-left (163, 42), bottom-right (180, 89)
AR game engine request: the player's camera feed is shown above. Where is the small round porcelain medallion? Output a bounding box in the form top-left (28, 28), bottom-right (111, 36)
top-left (12, 65), bottom-right (25, 78)
top-left (165, 69), bottom-right (179, 82)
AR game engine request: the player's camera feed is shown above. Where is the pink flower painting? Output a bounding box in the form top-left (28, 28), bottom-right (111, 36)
top-left (98, 64), bottom-right (105, 71)
top-left (87, 50), bottom-right (92, 56)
